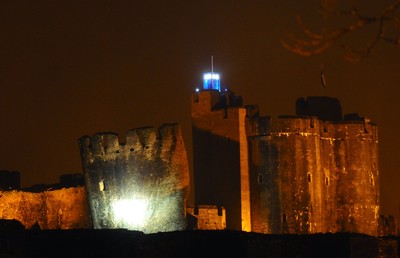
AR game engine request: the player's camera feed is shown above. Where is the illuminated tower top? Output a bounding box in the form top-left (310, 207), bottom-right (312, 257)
top-left (203, 72), bottom-right (221, 91)
top-left (202, 56), bottom-right (221, 92)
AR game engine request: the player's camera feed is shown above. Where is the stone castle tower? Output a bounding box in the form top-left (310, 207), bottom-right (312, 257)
top-left (248, 98), bottom-right (379, 236)
top-left (191, 73), bottom-right (251, 231)
top-left (192, 74), bottom-right (379, 235)
top-left (79, 123), bottom-right (190, 233)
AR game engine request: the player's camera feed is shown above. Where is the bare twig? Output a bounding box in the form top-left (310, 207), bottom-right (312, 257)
top-left (282, 0), bottom-right (400, 61)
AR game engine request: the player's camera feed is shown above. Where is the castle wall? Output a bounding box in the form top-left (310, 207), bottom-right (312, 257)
top-left (248, 117), bottom-right (324, 234)
top-left (79, 123), bottom-right (190, 234)
top-left (248, 115), bottom-right (379, 236)
top-left (248, 135), bottom-right (281, 233)
top-left (378, 215), bottom-right (397, 236)
top-left (275, 117), bottom-right (323, 234)
top-left (187, 205), bottom-right (226, 230)
top-left (333, 121), bottom-right (379, 236)
top-left (0, 186), bottom-right (90, 229)
top-left (192, 90), bottom-right (250, 231)
top-left (319, 122), bottom-right (339, 233)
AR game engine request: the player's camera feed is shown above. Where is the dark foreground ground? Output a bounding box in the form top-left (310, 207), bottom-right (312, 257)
top-left (0, 220), bottom-right (398, 258)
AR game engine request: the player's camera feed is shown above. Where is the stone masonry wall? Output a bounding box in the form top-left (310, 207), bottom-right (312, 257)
top-left (248, 115), bottom-right (379, 236)
top-left (187, 205), bottom-right (226, 230)
top-left (0, 186), bottom-right (90, 229)
top-left (249, 116), bottom-right (323, 234)
top-left (333, 121), bottom-right (379, 236)
top-left (79, 123), bottom-right (190, 233)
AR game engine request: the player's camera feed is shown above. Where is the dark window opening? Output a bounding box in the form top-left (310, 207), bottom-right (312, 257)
top-left (193, 94), bottom-right (199, 102)
top-left (307, 173), bottom-right (311, 183)
top-left (325, 176), bottom-right (329, 186)
top-left (258, 174), bottom-right (263, 184)
top-left (282, 213), bottom-right (287, 223)
top-left (217, 206), bottom-right (223, 216)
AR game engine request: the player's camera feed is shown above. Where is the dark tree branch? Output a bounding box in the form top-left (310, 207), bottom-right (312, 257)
top-left (282, 0), bottom-right (400, 61)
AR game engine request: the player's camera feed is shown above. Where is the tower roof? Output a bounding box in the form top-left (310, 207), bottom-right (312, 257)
top-left (296, 96), bottom-right (342, 122)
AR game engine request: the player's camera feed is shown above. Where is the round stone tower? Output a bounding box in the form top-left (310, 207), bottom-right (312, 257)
top-left (79, 124), bottom-right (190, 233)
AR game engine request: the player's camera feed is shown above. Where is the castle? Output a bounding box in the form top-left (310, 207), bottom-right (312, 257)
top-left (0, 72), bottom-right (385, 236)
top-left (192, 83), bottom-right (379, 236)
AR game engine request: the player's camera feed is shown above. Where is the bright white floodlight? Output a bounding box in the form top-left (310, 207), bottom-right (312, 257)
top-left (112, 198), bottom-right (148, 228)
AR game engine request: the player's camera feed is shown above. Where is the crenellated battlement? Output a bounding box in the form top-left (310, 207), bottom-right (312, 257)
top-left (79, 124), bottom-right (183, 165)
top-left (247, 115), bottom-right (323, 138)
top-left (247, 113), bottom-right (378, 142)
top-left (192, 89), bottom-right (243, 121)
top-left (333, 121), bottom-right (378, 142)
top-left (275, 115), bottom-right (321, 134)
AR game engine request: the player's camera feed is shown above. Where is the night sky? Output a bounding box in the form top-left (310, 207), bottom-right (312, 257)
top-left (1, 1), bottom-right (399, 221)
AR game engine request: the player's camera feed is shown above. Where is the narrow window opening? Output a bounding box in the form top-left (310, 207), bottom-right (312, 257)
top-left (258, 173), bottom-right (263, 184)
top-left (282, 213), bottom-right (287, 223)
top-left (307, 173), bottom-right (311, 183)
top-left (217, 206), bottom-right (223, 216)
top-left (325, 176), bottom-right (329, 186)
top-left (193, 94), bottom-right (199, 102)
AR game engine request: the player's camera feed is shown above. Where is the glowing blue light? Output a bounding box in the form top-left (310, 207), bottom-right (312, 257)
top-left (203, 72), bottom-right (221, 91)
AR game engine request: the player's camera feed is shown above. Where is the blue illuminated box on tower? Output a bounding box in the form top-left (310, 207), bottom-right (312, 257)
top-left (203, 73), bottom-right (221, 91)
